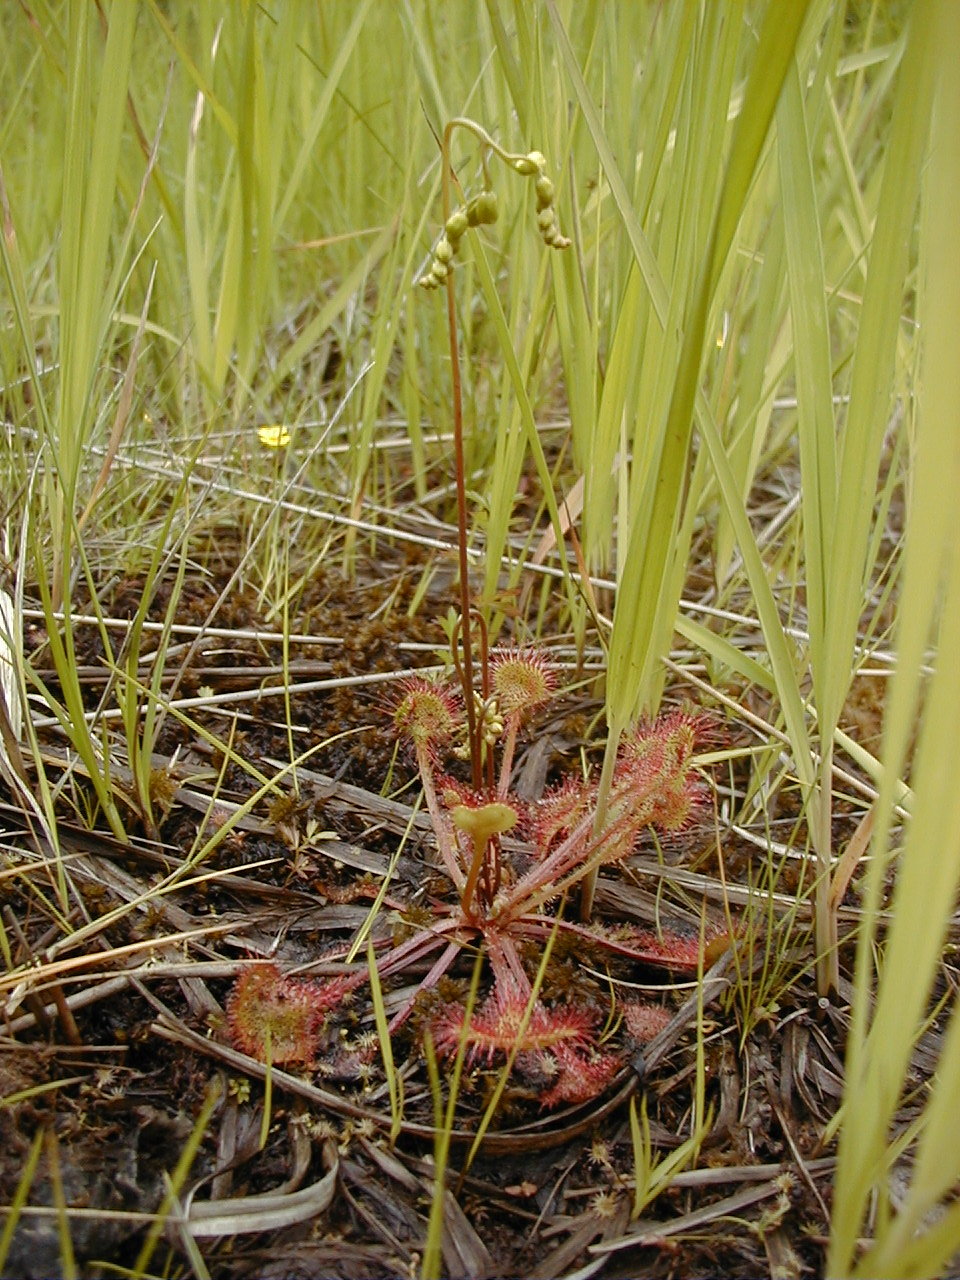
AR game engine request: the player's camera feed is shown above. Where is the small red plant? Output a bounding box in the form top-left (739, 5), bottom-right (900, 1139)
top-left (432, 976), bottom-right (623, 1110)
top-left (226, 693), bottom-right (724, 1113)
top-left (384, 673), bottom-right (725, 1107)
top-left (225, 115), bottom-right (725, 1116)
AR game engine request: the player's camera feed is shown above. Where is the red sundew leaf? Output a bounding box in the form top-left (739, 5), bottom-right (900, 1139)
top-left (565, 921), bottom-right (730, 972)
top-left (432, 981), bottom-right (598, 1065)
top-left (620, 999), bottom-right (673, 1042)
top-left (620, 925), bottom-right (730, 971)
top-left (489, 646), bottom-right (556, 720)
top-left (526, 775), bottom-right (595, 856)
top-left (391, 675), bottom-right (462, 753)
top-left (645, 775), bottom-right (707, 832)
top-left (595, 777), bottom-right (656, 862)
top-left (616, 736), bottom-right (669, 789)
top-left (537, 1043), bottom-right (623, 1108)
top-left (612, 713), bottom-right (705, 832)
top-left (623, 708), bottom-right (701, 769)
top-left (226, 963), bottom-right (348, 1065)
top-left (437, 774), bottom-right (484, 809)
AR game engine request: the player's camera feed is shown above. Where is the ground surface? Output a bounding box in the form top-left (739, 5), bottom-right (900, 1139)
top-left (1, 545), bottom-right (922, 1280)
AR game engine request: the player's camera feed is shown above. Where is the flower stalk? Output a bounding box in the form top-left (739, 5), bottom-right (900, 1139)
top-left (420, 118), bottom-right (570, 789)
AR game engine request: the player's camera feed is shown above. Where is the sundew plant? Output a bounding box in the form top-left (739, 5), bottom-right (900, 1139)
top-left (0, 3), bottom-right (958, 1278)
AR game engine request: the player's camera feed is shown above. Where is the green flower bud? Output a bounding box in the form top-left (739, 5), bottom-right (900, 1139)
top-left (467, 190), bottom-right (499, 226)
top-left (445, 209), bottom-right (469, 239)
top-left (535, 175), bottom-right (555, 207)
top-left (514, 150), bottom-right (546, 176)
top-left (434, 237), bottom-right (454, 264)
top-left (537, 208), bottom-right (555, 232)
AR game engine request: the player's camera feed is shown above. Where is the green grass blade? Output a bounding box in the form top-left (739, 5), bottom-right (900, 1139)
top-left (367, 939), bottom-right (403, 1145)
top-left (0, 1128), bottom-right (44, 1274)
top-left (818, 7), bottom-right (935, 742)
top-left (830, 3), bottom-right (956, 1271)
top-left (132, 1078), bottom-right (222, 1277)
top-left (548, 0), bottom-right (812, 732)
top-left (778, 61), bottom-right (837, 686)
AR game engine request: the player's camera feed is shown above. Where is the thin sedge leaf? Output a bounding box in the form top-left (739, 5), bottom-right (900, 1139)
top-left (778, 61), bottom-right (837, 684)
top-left (850, 562), bottom-right (960, 1277)
top-left (234, 2), bottom-right (262, 381)
top-left (469, 238), bottom-right (582, 625)
top-left (265, 220), bottom-right (396, 393)
top-left (59, 0), bottom-right (137, 498)
top-left (711, 196), bottom-right (787, 584)
top-left (482, 246), bottom-right (553, 611)
top-left (275, 0), bottom-right (375, 227)
top-left (778, 52), bottom-right (844, 989)
top-left (830, 2), bottom-right (950, 1272)
top-left (0, 1130), bottom-right (44, 1273)
top-left (184, 85), bottom-right (214, 380)
top-left (818, 19), bottom-right (934, 740)
top-left (367, 940), bottom-right (403, 1144)
top-left (133, 1080), bottom-right (222, 1276)
top-left (145, 0), bottom-right (238, 144)
top-left (694, 393), bottom-right (814, 788)
top-left (212, 179), bottom-right (243, 393)
top-left (352, 213), bottom-right (418, 508)
top-left (548, 0), bottom-right (812, 730)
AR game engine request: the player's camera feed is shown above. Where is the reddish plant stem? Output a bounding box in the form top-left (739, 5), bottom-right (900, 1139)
top-left (415, 743), bottom-right (464, 890)
top-left (483, 927), bottom-right (531, 995)
top-left (515, 914), bottom-right (728, 971)
top-left (441, 124), bottom-right (482, 793)
top-left (387, 937), bottom-right (464, 1033)
top-left (497, 715), bottom-right (520, 799)
top-left (375, 918), bottom-right (466, 982)
top-left (459, 840), bottom-right (485, 922)
top-left (493, 799), bottom-right (653, 925)
top-left (472, 607), bottom-right (496, 794)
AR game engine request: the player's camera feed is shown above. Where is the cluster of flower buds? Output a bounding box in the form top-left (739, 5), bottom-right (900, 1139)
top-left (418, 189), bottom-right (500, 289)
top-left (462, 689), bottom-right (504, 752)
top-left (419, 147), bottom-right (570, 289)
top-left (511, 150), bottom-right (571, 250)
